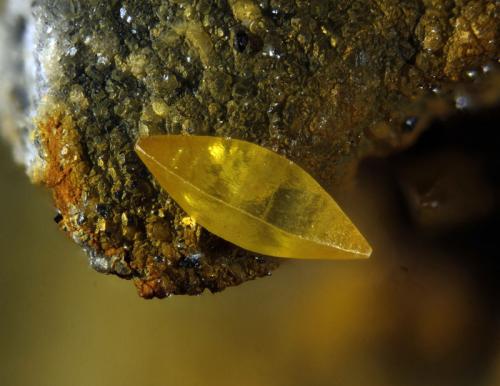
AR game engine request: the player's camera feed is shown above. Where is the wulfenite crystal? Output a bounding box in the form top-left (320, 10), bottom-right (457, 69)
top-left (136, 135), bottom-right (372, 260)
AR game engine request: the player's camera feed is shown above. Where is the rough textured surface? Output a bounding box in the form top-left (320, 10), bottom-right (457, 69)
top-left (0, 0), bottom-right (498, 297)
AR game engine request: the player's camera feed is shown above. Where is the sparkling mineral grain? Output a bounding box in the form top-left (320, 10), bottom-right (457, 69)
top-left (0, 0), bottom-right (498, 297)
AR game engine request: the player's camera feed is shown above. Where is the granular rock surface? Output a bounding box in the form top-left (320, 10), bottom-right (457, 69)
top-left (0, 0), bottom-right (498, 297)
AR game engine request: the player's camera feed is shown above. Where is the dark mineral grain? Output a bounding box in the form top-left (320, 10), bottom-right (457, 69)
top-left (0, 0), bottom-right (498, 297)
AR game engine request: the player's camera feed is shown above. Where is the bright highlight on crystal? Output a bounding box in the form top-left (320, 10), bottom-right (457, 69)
top-left (135, 135), bottom-right (372, 260)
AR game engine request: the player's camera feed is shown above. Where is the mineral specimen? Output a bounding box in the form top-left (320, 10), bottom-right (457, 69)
top-left (136, 135), bottom-right (372, 259)
top-left (0, 0), bottom-right (498, 297)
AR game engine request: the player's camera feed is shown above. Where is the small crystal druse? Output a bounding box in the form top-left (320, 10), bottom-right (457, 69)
top-left (0, 0), bottom-right (498, 297)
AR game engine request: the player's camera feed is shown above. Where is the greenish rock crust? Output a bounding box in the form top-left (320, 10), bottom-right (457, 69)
top-left (2, 0), bottom-right (499, 297)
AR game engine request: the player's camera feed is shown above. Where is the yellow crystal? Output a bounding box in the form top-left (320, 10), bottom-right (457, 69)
top-left (135, 135), bottom-right (372, 260)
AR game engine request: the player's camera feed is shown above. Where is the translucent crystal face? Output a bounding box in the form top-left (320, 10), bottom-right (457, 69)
top-left (136, 135), bottom-right (372, 260)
